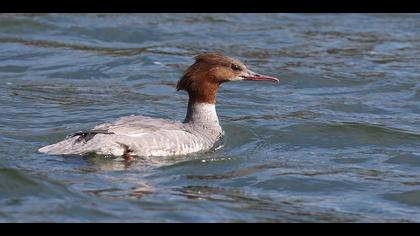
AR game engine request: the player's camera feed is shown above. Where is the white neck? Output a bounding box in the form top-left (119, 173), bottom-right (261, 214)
top-left (183, 102), bottom-right (220, 126)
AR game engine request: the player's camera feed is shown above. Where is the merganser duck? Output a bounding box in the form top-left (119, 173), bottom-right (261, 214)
top-left (38, 53), bottom-right (278, 159)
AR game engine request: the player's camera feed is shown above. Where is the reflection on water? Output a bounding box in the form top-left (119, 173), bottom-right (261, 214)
top-left (1, 13), bottom-right (420, 222)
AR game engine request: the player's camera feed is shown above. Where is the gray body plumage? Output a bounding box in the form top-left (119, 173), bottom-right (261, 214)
top-left (38, 103), bottom-right (223, 157)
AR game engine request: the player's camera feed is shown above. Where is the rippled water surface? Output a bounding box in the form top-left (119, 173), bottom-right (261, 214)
top-left (0, 13), bottom-right (419, 222)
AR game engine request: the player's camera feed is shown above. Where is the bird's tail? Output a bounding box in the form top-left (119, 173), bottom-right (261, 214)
top-left (38, 130), bottom-right (122, 156)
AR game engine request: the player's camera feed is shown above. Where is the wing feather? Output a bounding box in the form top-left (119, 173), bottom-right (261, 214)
top-left (92, 115), bottom-right (186, 136)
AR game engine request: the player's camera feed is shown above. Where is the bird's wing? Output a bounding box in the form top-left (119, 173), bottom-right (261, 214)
top-left (38, 115), bottom-right (192, 156)
top-left (91, 115), bottom-right (186, 137)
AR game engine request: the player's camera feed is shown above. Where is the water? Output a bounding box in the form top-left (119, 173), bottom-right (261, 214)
top-left (0, 13), bottom-right (419, 222)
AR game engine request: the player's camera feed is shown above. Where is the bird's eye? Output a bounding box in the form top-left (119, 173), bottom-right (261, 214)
top-left (231, 64), bottom-right (242, 71)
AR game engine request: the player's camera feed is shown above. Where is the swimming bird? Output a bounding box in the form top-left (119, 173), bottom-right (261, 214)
top-left (38, 53), bottom-right (279, 159)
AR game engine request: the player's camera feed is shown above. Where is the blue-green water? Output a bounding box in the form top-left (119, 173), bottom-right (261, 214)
top-left (0, 13), bottom-right (419, 222)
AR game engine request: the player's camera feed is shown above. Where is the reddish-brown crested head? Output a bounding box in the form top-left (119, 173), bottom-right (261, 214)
top-left (176, 53), bottom-right (279, 104)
